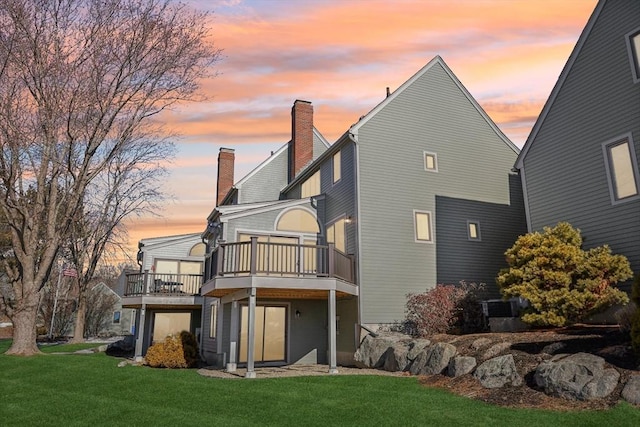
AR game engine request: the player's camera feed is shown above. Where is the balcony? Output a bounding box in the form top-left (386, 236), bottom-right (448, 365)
top-left (125, 272), bottom-right (203, 296)
top-left (202, 238), bottom-right (357, 299)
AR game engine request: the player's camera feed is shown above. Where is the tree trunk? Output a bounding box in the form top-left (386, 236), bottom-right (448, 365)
top-left (6, 295), bottom-right (41, 355)
top-left (70, 292), bottom-right (87, 344)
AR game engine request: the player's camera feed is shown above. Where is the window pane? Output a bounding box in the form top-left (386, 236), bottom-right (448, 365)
top-left (180, 261), bottom-right (203, 275)
top-left (301, 170), bottom-right (320, 198)
top-left (631, 32), bottom-right (640, 78)
top-left (209, 304), bottom-right (217, 339)
top-left (610, 141), bottom-right (638, 199)
top-left (469, 223), bottom-right (478, 239)
top-left (415, 212), bottom-right (431, 241)
top-left (424, 153), bottom-right (437, 171)
top-left (276, 208), bottom-right (320, 233)
top-left (189, 243), bottom-right (206, 256)
top-left (152, 312), bottom-right (191, 344)
top-left (155, 260), bottom-right (178, 274)
top-left (326, 220), bottom-right (345, 252)
top-left (333, 151), bottom-right (341, 183)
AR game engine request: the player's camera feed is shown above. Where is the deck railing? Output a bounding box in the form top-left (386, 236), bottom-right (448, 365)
top-left (204, 238), bottom-right (356, 284)
top-left (124, 272), bottom-right (203, 297)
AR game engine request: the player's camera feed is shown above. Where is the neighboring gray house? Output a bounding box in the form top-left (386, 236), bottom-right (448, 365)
top-left (201, 57), bottom-right (526, 377)
top-left (120, 233), bottom-right (207, 360)
top-left (514, 0), bottom-right (640, 291)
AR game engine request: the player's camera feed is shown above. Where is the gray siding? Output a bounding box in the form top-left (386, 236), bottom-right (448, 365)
top-left (238, 131), bottom-right (328, 204)
top-left (522, 0), bottom-right (640, 288)
top-left (357, 61), bottom-right (519, 323)
top-left (201, 297), bottom-right (218, 364)
top-left (435, 174), bottom-right (527, 299)
top-left (238, 149), bottom-right (288, 204)
top-left (140, 234), bottom-right (203, 272)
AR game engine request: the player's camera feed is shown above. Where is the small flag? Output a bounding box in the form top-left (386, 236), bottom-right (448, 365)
top-left (62, 268), bottom-right (78, 278)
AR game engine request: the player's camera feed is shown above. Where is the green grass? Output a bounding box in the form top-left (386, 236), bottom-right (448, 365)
top-left (1, 339), bottom-right (638, 426)
top-left (38, 342), bottom-right (104, 353)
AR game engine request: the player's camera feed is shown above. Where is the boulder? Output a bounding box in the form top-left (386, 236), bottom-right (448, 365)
top-left (406, 339), bottom-right (431, 362)
top-left (534, 353), bottom-right (619, 400)
top-left (447, 356), bottom-right (477, 377)
top-left (106, 335), bottom-right (135, 358)
top-left (410, 342), bottom-right (456, 375)
top-left (622, 375), bottom-right (640, 405)
top-left (481, 342), bottom-right (512, 360)
top-left (473, 354), bottom-right (522, 388)
top-left (383, 345), bottom-right (409, 372)
top-left (354, 334), bottom-right (407, 369)
top-left (541, 342), bottom-right (566, 355)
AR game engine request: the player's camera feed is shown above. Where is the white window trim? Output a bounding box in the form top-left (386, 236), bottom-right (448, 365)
top-left (467, 220), bottom-right (481, 241)
top-left (625, 27), bottom-right (640, 84)
top-left (209, 302), bottom-right (218, 339)
top-left (332, 150), bottom-right (341, 185)
top-left (423, 151), bottom-right (438, 172)
top-left (601, 133), bottom-right (640, 205)
top-left (413, 209), bottom-right (434, 243)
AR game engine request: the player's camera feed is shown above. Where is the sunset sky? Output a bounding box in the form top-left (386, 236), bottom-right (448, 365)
top-left (123, 0), bottom-right (598, 261)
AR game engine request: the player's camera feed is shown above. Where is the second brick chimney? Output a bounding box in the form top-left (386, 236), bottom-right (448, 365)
top-left (216, 147), bottom-right (235, 206)
top-left (289, 100), bottom-right (313, 181)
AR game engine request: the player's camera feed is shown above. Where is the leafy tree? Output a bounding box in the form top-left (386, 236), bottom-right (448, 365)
top-left (0, 0), bottom-right (219, 355)
top-left (496, 222), bottom-right (632, 327)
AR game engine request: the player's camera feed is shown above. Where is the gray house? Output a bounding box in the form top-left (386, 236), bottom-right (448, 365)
top-left (120, 233), bottom-right (207, 360)
top-left (514, 0), bottom-right (640, 290)
top-left (201, 57), bottom-right (526, 377)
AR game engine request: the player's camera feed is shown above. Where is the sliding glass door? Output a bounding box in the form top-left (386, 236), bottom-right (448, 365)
top-left (239, 305), bottom-right (286, 363)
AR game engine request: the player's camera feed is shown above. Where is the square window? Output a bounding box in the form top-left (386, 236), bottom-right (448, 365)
top-left (333, 151), bottom-right (341, 184)
top-left (414, 210), bottom-right (433, 243)
top-left (627, 29), bottom-right (640, 82)
top-left (467, 221), bottom-right (481, 241)
top-left (424, 152), bottom-right (438, 172)
top-left (113, 311), bottom-right (121, 324)
top-left (603, 136), bottom-right (639, 203)
top-left (301, 170), bottom-right (320, 198)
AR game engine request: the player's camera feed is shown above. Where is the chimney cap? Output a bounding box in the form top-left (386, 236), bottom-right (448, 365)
top-left (293, 99), bottom-right (312, 105)
top-left (219, 147), bottom-right (235, 153)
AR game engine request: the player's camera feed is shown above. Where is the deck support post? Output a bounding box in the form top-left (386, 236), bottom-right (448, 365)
top-left (245, 287), bottom-right (257, 378)
top-left (134, 304), bottom-right (147, 361)
top-left (328, 289), bottom-right (338, 374)
top-left (227, 301), bottom-right (239, 372)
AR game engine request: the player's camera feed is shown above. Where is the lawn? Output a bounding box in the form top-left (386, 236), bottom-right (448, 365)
top-left (1, 339), bottom-right (638, 426)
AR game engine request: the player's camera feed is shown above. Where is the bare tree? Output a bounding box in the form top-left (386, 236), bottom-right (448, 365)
top-left (68, 136), bottom-right (170, 343)
top-left (0, 0), bottom-right (219, 355)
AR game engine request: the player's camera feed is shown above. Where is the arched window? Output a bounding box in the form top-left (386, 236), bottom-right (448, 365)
top-left (276, 208), bottom-right (319, 233)
top-left (189, 243), bottom-right (206, 256)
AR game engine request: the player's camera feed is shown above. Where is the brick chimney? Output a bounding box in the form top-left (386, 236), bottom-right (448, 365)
top-left (216, 147), bottom-right (235, 206)
top-left (289, 100), bottom-right (313, 181)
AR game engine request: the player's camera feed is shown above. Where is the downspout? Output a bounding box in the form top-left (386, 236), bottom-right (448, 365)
top-left (347, 129), bottom-right (364, 347)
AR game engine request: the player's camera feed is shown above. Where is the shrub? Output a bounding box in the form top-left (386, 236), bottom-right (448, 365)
top-left (615, 302), bottom-right (637, 334)
top-left (496, 222), bottom-right (632, 327)
top-left (145, 331), bottom-right (199, 368)
top-left (406, 282), bottom-right (486, 337)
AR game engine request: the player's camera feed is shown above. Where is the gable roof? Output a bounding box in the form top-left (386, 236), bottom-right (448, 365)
top-left (139, 233), bottom-right (202, 251)
top-left (515, 0), bottom-right (605, 169)
top-left (350, 55), bottom-right (519, 154)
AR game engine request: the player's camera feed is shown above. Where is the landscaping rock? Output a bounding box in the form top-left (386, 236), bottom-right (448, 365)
top-left (383, 344), bottom-right (409, 372)
top-left (410, 342), bottom-right (456, 375)
top-left (470, 337), bottom-right (491, 351)
top-left (534, 353), bottom-right (618, 400)
top-left (473, 354), bottom-right (522, 388)
top-left (106, 336), bottom-right (135, 358)
top-left (354, 334), bottom-right (407, 369)
top-left (541, 342), bottom-right (566, 355)
top-left (406, 339), bottom-right (431, 362)
top-left (622, 375), bottom-right (640, 405)
top-left (482, 342), bottom-right (512, 360)
top-left (447, 356), bottom-right (476, 377)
